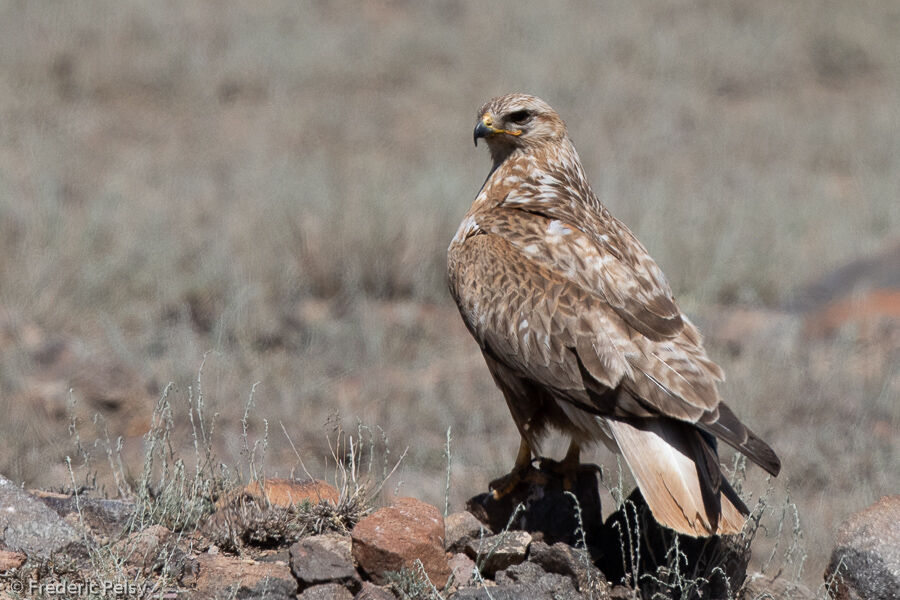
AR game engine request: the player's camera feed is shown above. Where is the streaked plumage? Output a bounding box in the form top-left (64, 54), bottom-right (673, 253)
top-left (448, 93), bottom-right (780, 536)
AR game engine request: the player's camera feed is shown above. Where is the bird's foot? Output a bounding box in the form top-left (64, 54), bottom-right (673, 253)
top-left (488, 461), bottom-right (547, 499)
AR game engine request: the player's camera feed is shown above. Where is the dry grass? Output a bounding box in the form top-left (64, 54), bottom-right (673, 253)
top-left (0, 1), bottom-right (898, 591)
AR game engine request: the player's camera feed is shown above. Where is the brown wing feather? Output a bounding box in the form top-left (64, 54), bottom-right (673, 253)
top-left (448, 219), bottom-right (776, 470)
top-left (460, 210), bottom-right (724, 422)
top-left (449, 232), bottom-right (629, 405)
top-left (700, 402), bottom-right (781, 476)
top-left (448, 221), bottom-right (772, 538)
top-left (482, 204), bottom-right (684, 341)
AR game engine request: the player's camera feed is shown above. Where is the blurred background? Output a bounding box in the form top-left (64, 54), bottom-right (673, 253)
top-left (0, 0), bottom-right (897, 589)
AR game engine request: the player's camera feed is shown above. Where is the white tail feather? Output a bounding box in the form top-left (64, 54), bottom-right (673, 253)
top-left (607, 419), bottom-right (746, 537)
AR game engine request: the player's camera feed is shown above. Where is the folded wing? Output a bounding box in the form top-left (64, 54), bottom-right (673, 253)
top-left (448, 211), bottom-right (779, 536)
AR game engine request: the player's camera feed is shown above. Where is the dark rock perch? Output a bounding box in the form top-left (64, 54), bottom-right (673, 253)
top-left (600, 488), bottom-right (750, 595)
top-left (466, 459), bottom-right (605, 551)
top-left (465, 460), bottom-right (751, 596)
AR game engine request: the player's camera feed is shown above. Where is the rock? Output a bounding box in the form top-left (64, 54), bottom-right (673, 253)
top-left (447, 553), bottom-right (476, 590)
top-left (445, 511), bottom-right (487, 553)
top-left (449, 587), bottom-right (529, 600)
top-left (244, 478), bottom-right (340, 507)
top-left (111, 524), bottom-right (171, 571)
top-left (494, 560), bottom-right (547, 584)
top-left (351, 497), bottom-right (450, 587)
top-left (449, 573), bottom-right (581, 600)
top-left (494, 561), bottom-right (582, 599)
top-left (182, 553), bottom-right (297, 599)
top-left (466, 460), bottom-right (604, 551)
top-left (259, 548), bottom-right (291, 563)
top-left (290, 534), bottom-right (360, 591)
top-left (354, 582), bottom-right (397, 600)
top-left (741, 572), bottom-right (815, 599)
top-left (299, 583), bottom-right (354, 600)
top-left (0, 475), bottom-right (84, 558)
top-left (599, 488), bottom-right (750, 596)
top-left (0, 549), bottom-right (26, 571)
top-left (789, 238), bottom-right (900, 313)
top-left (804, 289), bottom-right (900, 338)
top-left (465, 530), bottom-right (531, 577)
top-left (32, 490), bottom-right (134, 540)
top-left (529, 541), bottom-right (606, 593)
top-left (609, 585), bottom-right (633, 599)
top-left (824, 495), bottom-right (900, 600)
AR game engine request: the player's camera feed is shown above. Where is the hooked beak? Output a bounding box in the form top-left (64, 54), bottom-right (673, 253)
top-left (473, 121), bottom-right (491, 146)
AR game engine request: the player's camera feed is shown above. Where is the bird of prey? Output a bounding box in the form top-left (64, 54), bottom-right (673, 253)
top-left (447, 93), bottom-right (780, 536)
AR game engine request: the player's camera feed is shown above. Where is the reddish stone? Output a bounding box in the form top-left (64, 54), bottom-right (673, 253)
top-left (354, 582), bottom-right (396, 600)
top-left (0, 549), bottom-right (26, 571)
top-left (111, 524), bottom-right (171, 570)
top-left (447, 553), bottom-right (476, 590)
top-left (299, 583), bottom-right (354, 600)
top-left (183, 552), bottom-right (297, 598)
top-left (804, 289), bottom-right (900, 337)
top-left (465, 530), bottom-right (531, 576)
top-left (444, 511), bottom-right (486, 553)
top-left (244, 477), bottom-right (340, 507)
top-left (351, 497), bottom-right (450, 587)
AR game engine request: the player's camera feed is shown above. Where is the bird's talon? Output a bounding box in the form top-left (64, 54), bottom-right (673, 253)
top-left (489, 463), bottom-right (553, 498)
top-left (489, 469), bottom-right (527, 499)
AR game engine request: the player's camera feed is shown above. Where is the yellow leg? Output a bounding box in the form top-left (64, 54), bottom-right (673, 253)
top-left (560, 441), bottom-right (581, 491)
top-left (489, 439), bottom-right (589, 498)
top-left (489, 436), bottom-right (535, 498)
top-left (513, 436), bottom-right (533, 469)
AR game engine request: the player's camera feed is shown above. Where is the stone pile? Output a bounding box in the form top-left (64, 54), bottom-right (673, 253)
top-left (1, 471), bottom-right (894, 599)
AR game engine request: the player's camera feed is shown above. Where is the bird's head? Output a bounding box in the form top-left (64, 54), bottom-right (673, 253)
top-left (474, 93), bottom-right (567, 161)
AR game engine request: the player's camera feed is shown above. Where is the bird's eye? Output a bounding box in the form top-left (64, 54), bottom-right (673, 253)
top-left (507, 110), bottom-right (531, 124)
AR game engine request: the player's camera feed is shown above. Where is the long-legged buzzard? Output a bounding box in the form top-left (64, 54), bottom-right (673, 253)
top-left (447, 93), bottom-right (780, 536)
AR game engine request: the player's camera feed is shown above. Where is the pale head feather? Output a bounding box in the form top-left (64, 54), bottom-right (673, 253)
top-left (477, 93), bottom-right (569, 163)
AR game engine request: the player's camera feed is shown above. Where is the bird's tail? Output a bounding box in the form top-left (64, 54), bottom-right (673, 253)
top-left (607, 418), bottom-right (748, 537)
